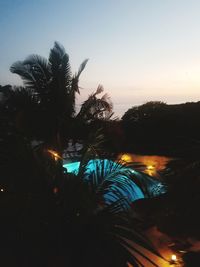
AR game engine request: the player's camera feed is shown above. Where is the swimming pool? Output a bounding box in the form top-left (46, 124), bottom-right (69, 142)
top-left (63, 159), bottom-right (165, 205)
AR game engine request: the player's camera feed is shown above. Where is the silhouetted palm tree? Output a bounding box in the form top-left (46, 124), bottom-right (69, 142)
top-left (0, 43), bottom-right (167, 266)
top-left (10, 42), bottom-right (84, 118)
top-left (10, 42), bottom-right (113, 151)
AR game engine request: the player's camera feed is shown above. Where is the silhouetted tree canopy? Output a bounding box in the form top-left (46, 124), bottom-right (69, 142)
top-left (121, 101), bottom-right (200, 157)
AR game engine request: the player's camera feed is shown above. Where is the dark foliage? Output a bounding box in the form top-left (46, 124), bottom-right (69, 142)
top-left (183, 252), bottom-right (200, 267)
top-left (122, 101), bottom-right (200, 157)
top-left (0, 43), bottom-right (164, 266)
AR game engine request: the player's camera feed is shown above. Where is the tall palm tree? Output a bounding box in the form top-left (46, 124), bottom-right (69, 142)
top-left (10, 42), bottom-right (113, 149)
top-left (6, 42), bottom-right (114, 201)
top-left (10, 42), bottom-right (81, 118)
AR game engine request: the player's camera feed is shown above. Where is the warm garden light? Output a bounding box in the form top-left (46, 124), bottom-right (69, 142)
top-left (120, 154), bottom-right (132, 162)
top-left (0, 188), bottom-right (4, 192)
top-left (53, 187), bottom-right (59, 194)
top-left (47, 149), bottom-right (62, 161)
top-left (171, 254), bottom-right (177, 261)
top-left (145, 164), bottom-right (157, 176)
top-left (147, 165), bottom-right (154, 170)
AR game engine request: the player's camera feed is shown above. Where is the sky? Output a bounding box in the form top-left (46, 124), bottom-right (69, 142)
top-left (1, 0), bottom-right (200, 117)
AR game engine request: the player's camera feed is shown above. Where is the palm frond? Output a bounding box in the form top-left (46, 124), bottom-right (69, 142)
top-left (47, 42), bottom-right (73, 116)
top-left (23, 54), bottom-right (51, 86)
top-left (77, 58), bottom-right (89, 77)
top-left (90, 209), bottom-right (163, 267)
top-left (94, 84), bottom-right (104, 96)
top-left (71, 59), bottom-right (88, 95)
top-left (48, 41), bottom-right (66, 71)
top-left (81, 159), bottom-right (144, 209)
top-left (74, 156), bottom-right (166, 214)
top-left (77, 129), bottom-right (105, 178)
top-left (48, 42), bottom-right (71, 86)
top-left (118, 238), bottom-right (160, 267)
top-left (60, 53), bottom-right (71, 87)
top-left (10, 61), bottom-right (40, 90)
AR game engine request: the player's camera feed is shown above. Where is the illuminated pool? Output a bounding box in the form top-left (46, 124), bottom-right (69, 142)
top-left (63, 159), bottom-right (165, 204)
top-left (63, 161), bottom-right (80, 173)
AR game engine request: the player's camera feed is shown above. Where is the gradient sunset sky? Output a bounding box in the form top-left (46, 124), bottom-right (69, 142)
top-left (1, 0), bottom-right (200, 116)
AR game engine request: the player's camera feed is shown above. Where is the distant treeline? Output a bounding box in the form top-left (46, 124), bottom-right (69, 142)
top-left (1, 84), bottom-right (200, 157)
top-left (121, 101), bottom-right (200, 157)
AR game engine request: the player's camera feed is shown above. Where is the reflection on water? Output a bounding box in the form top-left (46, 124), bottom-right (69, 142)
top-left (119, 153), bottom-right (172, 176)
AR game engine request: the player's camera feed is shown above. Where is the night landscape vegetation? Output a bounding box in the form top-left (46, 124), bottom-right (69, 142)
top-left (1, 1), bottom-right (200, 267)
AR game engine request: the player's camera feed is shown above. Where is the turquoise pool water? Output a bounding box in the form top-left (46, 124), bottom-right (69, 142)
top-left (63, 158), bottom-right (166, 210)
top-left (63, 159), bottom-right (161, 203)
top-left (63, 161), bottom-right (80, 173)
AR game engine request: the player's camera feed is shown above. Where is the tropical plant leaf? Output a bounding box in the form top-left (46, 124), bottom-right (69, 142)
top-left (23, 54), bottom-right (50, 82)
top-left (10, 61), bottom-right (40, 90)
top-left (71, 59), bottom-right (89, 96)
top-left (77, 58), bottom-right (89, 77)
